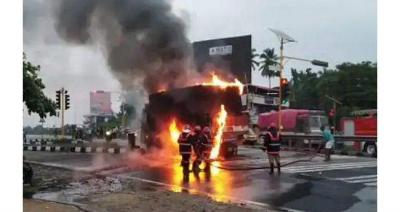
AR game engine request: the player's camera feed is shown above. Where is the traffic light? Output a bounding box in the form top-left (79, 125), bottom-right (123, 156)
top-left (329, 108), bottom-right (335, 117)
top-left (64, 90), bottom-right (70, 110)
top-left (56, 90), bottom-right (61, 109)
top-left (280, 78), bottom-right (290, 102)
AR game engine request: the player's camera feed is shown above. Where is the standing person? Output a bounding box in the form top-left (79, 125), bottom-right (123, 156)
top-left (321, 125), bottom-right (335, 161)
top-left (178, 125), bottom-right (192, 173)
top-left (263, 123), bottom-right (282, 174)
top-left (189, 125), bottom-right (204, 172)
top-left (201, 126), bottom-right (213, 171)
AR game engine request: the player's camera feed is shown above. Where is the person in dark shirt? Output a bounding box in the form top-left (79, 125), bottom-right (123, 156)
top-left (178, 125), bottom-right (192, 173)
top-left (262, 123), bottom-right (282, 174)
top-left (189, 125), bottom-right (207, 172)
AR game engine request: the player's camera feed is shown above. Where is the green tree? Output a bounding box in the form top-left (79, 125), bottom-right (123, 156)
top-left (290, 68), bottom-right (320, 109)
top-left (118, 103), bottom-right (136, 127)
top-left (259, 48), bottom-right (279, 88)
top-left (290, 61), bottom-right (377, 127)
top-left (251, 48), bottom-right (259, 71)
top-left (23, 53), bottom-right (57, 119)
top-left (100, 103), bottom-right (136, 130)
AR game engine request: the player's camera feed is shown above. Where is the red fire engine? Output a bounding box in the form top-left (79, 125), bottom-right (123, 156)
top-left (340, 109), bottom-right (377, 155)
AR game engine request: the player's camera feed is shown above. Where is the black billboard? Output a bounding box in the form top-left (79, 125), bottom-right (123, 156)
top-left (192, 35), bottom-right (252, 84)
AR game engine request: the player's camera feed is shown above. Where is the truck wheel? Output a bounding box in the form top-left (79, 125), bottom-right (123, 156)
top-left (365, 144), bottom-right (377, 156)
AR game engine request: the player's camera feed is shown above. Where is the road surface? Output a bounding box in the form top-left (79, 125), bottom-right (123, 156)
top-left (24, 146), bottom-right (377, 211)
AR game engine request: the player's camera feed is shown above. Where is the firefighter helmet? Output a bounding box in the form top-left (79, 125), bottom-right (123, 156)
top-left (194, 125), bottom-right (201, 132)
top-left (183, 125), bottom-right (191, 133)
top-left (203, 126), bottom-right (211, 133)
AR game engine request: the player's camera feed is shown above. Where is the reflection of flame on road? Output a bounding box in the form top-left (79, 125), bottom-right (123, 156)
top-left (210, 105), bottom-right (228, 159)
top-left (202, 73), bottom-right (244, 95)
top-left (210, 161), bottom-right (232, 202)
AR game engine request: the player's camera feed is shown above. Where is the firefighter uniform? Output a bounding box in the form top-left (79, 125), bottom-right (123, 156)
top-left (190, 126), bottom-right (204, 172)
top-left (201, 127), bottom-right (213, 170)
top-left (263, 124), bottom-right (282, 174)
top-left (178, 129), bottom-right (192, 173)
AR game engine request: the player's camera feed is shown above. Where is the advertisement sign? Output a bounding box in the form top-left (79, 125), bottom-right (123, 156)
top-left (193, 35), bottom-right (252, 84)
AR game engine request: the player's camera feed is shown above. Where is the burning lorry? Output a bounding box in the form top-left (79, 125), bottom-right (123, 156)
top-left (140, 84), bottom-right (247, 158)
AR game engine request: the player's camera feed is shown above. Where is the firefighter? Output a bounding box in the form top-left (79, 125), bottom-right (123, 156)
top-left (190, 125), bottom-right (204, 172)
top-left (201, 126), bottom-right (213, 171)
top-left (178, 125), bottom-right (192, 173)
top-left (263, 123), bottom-right (282, 174)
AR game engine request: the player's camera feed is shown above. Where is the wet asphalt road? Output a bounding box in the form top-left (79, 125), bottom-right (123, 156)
top-left (24, 147), bottom-right (377, 212)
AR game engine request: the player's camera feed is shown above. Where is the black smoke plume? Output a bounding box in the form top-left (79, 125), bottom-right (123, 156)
top-left (54, 0), bottom-right (193, 93)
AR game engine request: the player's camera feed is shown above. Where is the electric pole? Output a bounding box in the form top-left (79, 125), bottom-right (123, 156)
top-left (270, 28), bottom-right (296, 133)
top-left (278, 38), bottom-right (284, 132)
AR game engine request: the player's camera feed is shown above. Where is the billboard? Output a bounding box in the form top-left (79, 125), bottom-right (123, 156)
top-left (90, 91), bottom-right (112, 115)
top-left (192, 35), bottom-right (252, 84)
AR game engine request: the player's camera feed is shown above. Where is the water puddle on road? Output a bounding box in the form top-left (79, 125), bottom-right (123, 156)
top-left (32, 176), bottom-right (124, 206)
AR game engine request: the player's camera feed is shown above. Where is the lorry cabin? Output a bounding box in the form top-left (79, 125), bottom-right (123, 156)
top-left (257, 109), bottom-right (328, 134)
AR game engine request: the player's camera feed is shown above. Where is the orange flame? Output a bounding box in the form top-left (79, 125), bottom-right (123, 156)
top-left (202, 73), bottom-right (244, 95)
top-left (169, 119), bottom-right (181, 145)
top-left (210, 105), bottom-right (228, 159)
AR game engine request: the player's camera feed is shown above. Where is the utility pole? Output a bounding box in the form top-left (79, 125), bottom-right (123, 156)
top-left (278, 38), bottom-right (284, 132)
top-left (56, 88), bottom-right (70, 141)
top-left (270, 28), bottom-right (296, 133)
top-left (39, 118), bottom-right (45, 141)
top-left (61, 87), bottom-right (65, 140)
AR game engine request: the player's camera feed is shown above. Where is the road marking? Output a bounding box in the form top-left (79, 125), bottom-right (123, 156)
top-left (284, 161), bottom-right (376, 173)
top-left (284, 161), bottom-right (376, 171)
top-left (365, 182), bottom-right (377, 186)
top-left (325, 174), bottom-right (378, 187)
top-left (284, 161), bottom-right (376, 170)
top-left (285, 164), bottom-right (377, 173)
top-left (346, 178), bottom-right (377, 183)
top-left (335, 174), bottom-right (377, 181)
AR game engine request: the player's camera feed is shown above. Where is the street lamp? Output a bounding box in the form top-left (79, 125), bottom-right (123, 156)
top-left (283, 56), bottom-right (329, 68)
top-left (269, 28), bottom-right (330, 133)
top-left (269, 28), bottom-right (296, 133)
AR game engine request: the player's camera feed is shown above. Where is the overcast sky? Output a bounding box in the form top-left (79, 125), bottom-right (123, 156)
top-left (23, 0), bottom-right (376, 127)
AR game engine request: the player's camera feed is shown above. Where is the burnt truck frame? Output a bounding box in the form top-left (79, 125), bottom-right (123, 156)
top-left (140, 85), bottom-right (243, 157)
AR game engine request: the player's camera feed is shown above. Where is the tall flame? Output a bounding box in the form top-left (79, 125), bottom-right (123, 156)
top-left (169, 119), bottom-right (181, 145)
top-left (202, 74), bottom-right (244, 95)
top-left (210, 105), bottom-right (228, 159)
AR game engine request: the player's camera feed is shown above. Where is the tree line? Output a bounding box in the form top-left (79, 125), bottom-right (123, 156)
top-left (252, 48), bottom-right (377, 126)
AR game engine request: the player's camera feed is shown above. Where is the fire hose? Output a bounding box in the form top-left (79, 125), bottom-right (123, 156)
top-left (209, 143), bottom-right (324, 171)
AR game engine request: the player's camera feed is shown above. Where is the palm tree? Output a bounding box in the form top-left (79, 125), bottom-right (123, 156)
top-left (259, 48), bottom-right (279, 88)
top-left (251, 48), bottom-right (259, 71)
